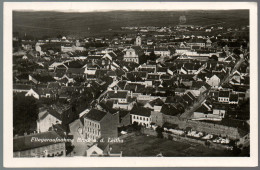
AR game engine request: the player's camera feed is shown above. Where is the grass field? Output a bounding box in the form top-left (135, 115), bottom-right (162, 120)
top-left (13, 10), bottom-right (249, 38)
top-left (111, 133), bottom-right (236, 157)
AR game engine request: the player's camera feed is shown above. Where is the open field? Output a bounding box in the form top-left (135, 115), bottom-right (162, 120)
top-left (111, 133), bottom-right (237, 157)
top-left (13, 10), bottom-right (249, 38)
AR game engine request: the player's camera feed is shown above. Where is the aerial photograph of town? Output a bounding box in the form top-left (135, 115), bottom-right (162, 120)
top-left (12, 9), bottom-right (250, 157)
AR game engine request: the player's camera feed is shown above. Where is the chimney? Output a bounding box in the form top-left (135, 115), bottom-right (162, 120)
top-left (114, 87), bottom-right (117, 93)
top-left (131, 91), bottom-right (133, 98)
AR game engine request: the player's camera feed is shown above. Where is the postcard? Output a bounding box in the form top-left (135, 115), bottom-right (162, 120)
top-left (3, 1), bottom-right (258, 167)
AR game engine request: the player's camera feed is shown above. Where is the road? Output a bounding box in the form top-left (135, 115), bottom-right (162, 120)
top-left (180, 56), bottom-right (245, 119)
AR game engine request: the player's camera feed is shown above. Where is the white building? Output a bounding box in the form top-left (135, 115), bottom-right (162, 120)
top-left (123, 48), bottom-right (139, 63)
top-left (130, 106), bottom-right (152, 128)
top-left (136, 35), bottom-right (141, 46)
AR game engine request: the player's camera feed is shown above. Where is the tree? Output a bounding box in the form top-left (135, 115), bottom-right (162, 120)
top-left (13, 95), bottom-right (39, 135)
top-left (149, 52), bottom-right (157, 61)
top-left (209, 55), bottom-right (218, 61)
top-left (132, 122), bottom-right (141, 131)
top-left (156, 126), bottom-right (164, 138)
top-left (57, 34), bottom-right (62, 39)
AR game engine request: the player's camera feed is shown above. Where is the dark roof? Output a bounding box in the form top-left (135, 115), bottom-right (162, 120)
top-left (160, 104), bottom-right (181, 116)
top-left (219, 91), bottom-right (230, 98)
top-left (85, 109), bottom-right (107, 122)
top-left (117, 80), bottom-right (127, 90)
top-left (130, 105), bottom-right (152, 117)
top-left (149, 98), bottom-right (164, 107)
top-left (195, 104), bottom-right (211, 113)
top-left (147, 74), bottom-right (160, 80)
top-left (187, 38), bottom-right (205, 44)
top-left (13, 84), bottom-right (33, 90)
top-left (229, 94), bottom-right (239, 101)
top-left (64, 61), bottom-right (84, 68)
top-left (107, 90), bottom-right (128, 99)
top-left (119, 110), bottom-right (129, 118)
top-left (13, 131), bottom-right (64, 152)
top-left (47, 107), bottom-right (63, 120)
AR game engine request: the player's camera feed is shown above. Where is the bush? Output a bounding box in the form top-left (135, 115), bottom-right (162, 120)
top-left (156, 126), bottom-right (164, 138)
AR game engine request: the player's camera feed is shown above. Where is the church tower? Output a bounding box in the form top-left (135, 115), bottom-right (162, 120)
top-left (136, 35), bottom-right (141, 46)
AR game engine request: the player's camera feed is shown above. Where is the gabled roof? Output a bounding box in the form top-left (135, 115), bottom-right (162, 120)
top-left (130, 105), bottom-right (152, 117)
top-left (160, 104), bottom-right (180, 116)
top-left (195, 104), bottom-right (211, 113)
top-left (47, 107), bottom-right (63, 120)
top-left (149, 98), bottom-right (164, 107)
top-left (84, 109), bottom-right (107, 122)
top-left (219, 91), bottom-right (230, 98)
top-left (107, 90), bottom-right (128, 99)
top-left (229, 94), bottom-right (239, 101)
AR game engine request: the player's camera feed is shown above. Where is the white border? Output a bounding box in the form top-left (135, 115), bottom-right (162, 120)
top-left (3, 2), bottom-right (258, 167)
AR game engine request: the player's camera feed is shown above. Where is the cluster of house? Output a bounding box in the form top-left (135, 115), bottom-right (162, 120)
top-left (13, 27), bottom-right (249, 157)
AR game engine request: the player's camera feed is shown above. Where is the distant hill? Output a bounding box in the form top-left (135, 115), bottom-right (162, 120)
top-left (13, 10), bottom-right (249, 38)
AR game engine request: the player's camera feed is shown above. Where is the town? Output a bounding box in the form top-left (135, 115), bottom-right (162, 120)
top-left (13, 14), bottom-right (250, 157)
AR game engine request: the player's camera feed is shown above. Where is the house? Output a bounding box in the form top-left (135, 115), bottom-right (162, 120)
top-left (130, 106), bottom-right (152, 128)
top-left (151, 111), bottom-right (164, 127)
top-left (123, 48), bottom-right (139, 64)
top-left (175, 88), bottom-right (186, 96)
top-left (186, 38), bottom-right (205, 48)
top-left (36, 107), bottom-right (62, 133)
top-left (193, 100), bottom-right (225, 121)
top-left (13, 131), bottom-right (66, 157)
top-left (83, 109), bottom-right (119, 141)
top-left (25, 88), bottom-right (40, 99)
top-left (218, 90), bottom-right (230, 103)
top-left (206, 74), bottom-right (221, 88)
top-left (119, 111), bottom-right (131, 127)
top-left (144, 98), bottom-right (164, 112)
top-left (49, 62), bottom-right (67, 71)
top-left (106, 89), bottom-right (128, 104)
top-left (229, 94), bottom-right (239, 104)
top-left (154, 47), bottom-right (170, 57)
top-left (86, 143), bottom-right (122, 157)
top-left (182, 91), bottom-right (196, 105)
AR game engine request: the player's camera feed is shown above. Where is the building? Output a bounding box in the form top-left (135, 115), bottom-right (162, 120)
top-left (136, 35), bottom-right (141, 46)
top-left (86, 143), bottom-right (122, 157)
top-left (83, 109), bottom-right (119, 141)
top-left (123, 48), bottom-right (139, 64)
top-left (154, 47), bottom-right (170, 57)
top-left (206, 75), bottom-right (221, 88)
top-left (13, 131), bottom-right (66, 157)
top-left (186, 38), bottom-right (205, 48)
top-left (130, 106), bottom-right (152, 128)
top-left (218, 90), bottom-right (230, 103)
top-left (37, 108), bottom-right (62, 133)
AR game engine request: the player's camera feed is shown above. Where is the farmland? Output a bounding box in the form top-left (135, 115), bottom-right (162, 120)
top-left (13, 10), bottom-right (249, 38)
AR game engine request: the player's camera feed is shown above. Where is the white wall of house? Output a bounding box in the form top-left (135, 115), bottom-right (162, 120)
top-left (218, 97), bottom-right (229, 103)
top-left (131, 114), bottom-right (151, 128)
top-left (37, 114), bottom-right (61, 133)
top-left (84, 119), bottom-right (101, 141)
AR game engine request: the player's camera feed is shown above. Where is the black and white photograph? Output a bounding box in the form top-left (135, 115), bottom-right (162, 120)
top-left (3, 1), bottom-right (258, 167)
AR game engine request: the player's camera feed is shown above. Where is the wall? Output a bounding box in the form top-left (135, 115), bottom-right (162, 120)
top-left (101, 112), bottom-right (119, 140)
top-left (151, 111), bottom-right (164, 127)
